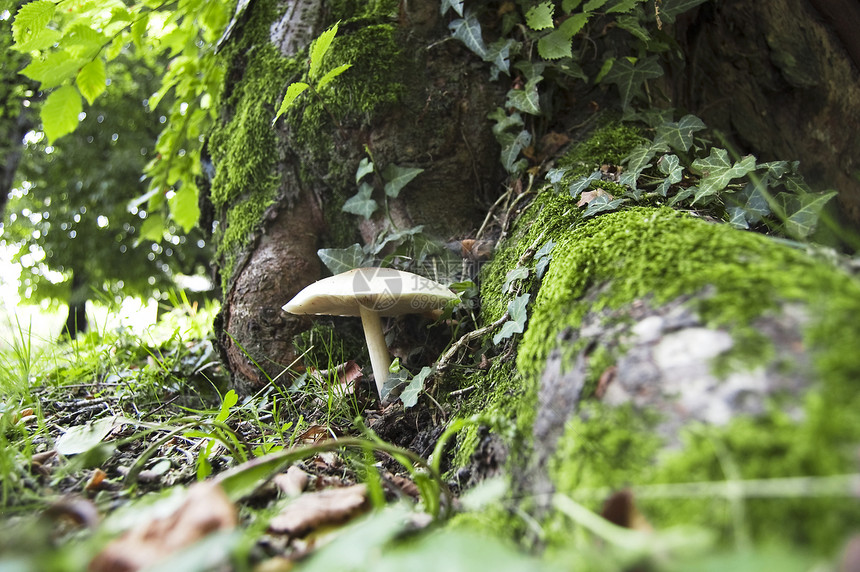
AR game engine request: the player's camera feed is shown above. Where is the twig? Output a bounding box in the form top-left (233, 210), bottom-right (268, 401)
top-left (436, 311), bottom-right (510, 374)
top-left (448, 384), bottom-right (476, 397)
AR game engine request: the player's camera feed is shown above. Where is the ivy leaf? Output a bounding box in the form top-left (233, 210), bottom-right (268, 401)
top-left (659, 0), bottom-right (710, 25)
top-left (500, 130), bottom-right (532, 173)
top-left (21, 51), bottom-right (87, 90)
top-left (503, 267), bottom-right (529, 293)
top-left (316, 63), bottom-right (352, 90)
top-left (309, 21), bottom-right (340, 79)
top-left (489, 108), bottom-right (524, 135)
top-left (506, 76), bottom-right (542, 115)
top-left (656, 154), bottom-right (683, 196)
top-left (535, 239), bottom-right (555, 278)
top-left (493, 294), bottom-right (531, 345)
top-left (41, 86), bottom-right (82, 142)
top-left (449, 12), bottom-right (487, 59)
top-left (758, 160), bottom-right (797, 180)
top-left (691, 148), bottom-right (757, 201)
top-left (76, 59), bottom-right (107, 105)
top-left (616, 12), bottom-right (650, 42)
top-left (653, 114), bottom-right (706, 153)
top-left (780, 191), bottom-right (837, 239)
top-left (582, 194), bottom-right (626, 218)
top-left (401, 367), bottom-right (434, 409)
top-left (485, 38), bottom-right (518, 79)
top-left (370, 224), bottom-right (424, 255)
top-left (355, 157), bottom-right (374, 183)
top-left (382, 164), bottom-right (424, 198)
top-left (525, 2), bottom-right (555, 30)
top-left (12, 0), bottom-right (56, 51)
top-left (273, 82), bottom-right (310, 124)
top-left (599, 55), bottom-right (663, 110)
top-left (342, 182), bottom-right (378, 219)
top-left (727, 181), bottom-right (771, 227)
top-left (568, 171), bottom-right (602, 196)
top-left (169, 184), bottom-right (200, 233)
top-left (440, 0), bottom-right (464, 17)
top-left (318, 244), bottom-right (366, 275)
top-left (623, 144), bottom-right (657, 177)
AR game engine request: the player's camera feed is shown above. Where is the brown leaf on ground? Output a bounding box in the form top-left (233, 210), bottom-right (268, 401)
top-left (268, 484), bottom-right (369, 538)
top-left (308, 360), bottom-right (362, 397)
top-left (84, 468), bottom-right (107, 492)
top-left (539, 131), bottom-right (571, 158)
top-left (273, 465), bottom-right (310, 497)
top-left (88, 481), bottom-right (237, 572)
top-left (576, 188), bottom-right (613, 207)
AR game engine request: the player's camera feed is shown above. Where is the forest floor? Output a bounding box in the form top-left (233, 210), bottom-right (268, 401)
top-left (1, 294), bottom-right (855, 572)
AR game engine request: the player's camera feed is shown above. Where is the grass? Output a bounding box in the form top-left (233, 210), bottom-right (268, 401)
top-left (0, 290), bottom-right (857, 571)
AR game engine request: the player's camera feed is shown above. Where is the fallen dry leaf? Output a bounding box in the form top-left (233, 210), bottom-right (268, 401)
top-left (89, 481), bottom-right (237, 572)
top-left (576, 188), bottom-right (613, 207)
top-left (308, 360), bottom-right (362, 397)
top-left (268, 484), bottom-right (369, 538)
top-left (85, 468), bottom-right (108, 492)
top-left (273, 465), bottom-right (309, 497)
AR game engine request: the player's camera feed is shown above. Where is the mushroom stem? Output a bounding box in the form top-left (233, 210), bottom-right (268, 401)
top-left (359, 305), bottom-right (390, 398)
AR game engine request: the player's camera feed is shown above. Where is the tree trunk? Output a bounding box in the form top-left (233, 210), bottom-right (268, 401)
top-left (207, 0), bottom-right (504, 394)
top-left (671, 0), bottom-right (860, 235)
top-left (62, 270), bottom-right (88, 338)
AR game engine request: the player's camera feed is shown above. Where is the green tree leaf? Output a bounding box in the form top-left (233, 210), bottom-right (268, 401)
top-left (382, 164), bottom-right (424, 198)
top-left (309, 21), bottom-right (340, 79)
top-left (583, 0), bottom-right (610, 10)
top-left (538, 13), bottom-right (588, 59)
top-left (449, 12), bottom-right (487, 59)
top-left (599, 55), bottom-right (663, 110)
top-left (653, 114), bottom-right (706, 152)
top-left (21, 50), bottom-right (87, 90)
top-left (12, 0), bottom-right (56, 51)
top-left (76, 59), bottom-right (107, 105)
top-left (316, 63), bottom-right (352, 90)
top-left (41, 85), bottom-right (82, 142)
top-left (169, 184), bottom-right (200, 233)
top-left (273, 82), bottom-right (309, 124)
top-left (691, 148), bottom-right (757, 201)
top-left (607, 0), bottom-right (646, 13)
top-left (342, 182), bottom-right (378, 219)
top-left (525, 2), bottom-right (555, 30)
top-left (317, 244), bottom-right (366, 275)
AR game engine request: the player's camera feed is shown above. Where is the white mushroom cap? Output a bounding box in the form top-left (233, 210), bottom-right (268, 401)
top-left (282, 268), bottom-right (458, 399)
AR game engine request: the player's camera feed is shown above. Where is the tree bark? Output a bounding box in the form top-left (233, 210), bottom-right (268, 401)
top-left (671, 0), bottom-right (860, 234)
top-left (208, 0), bottom-right (505, 394)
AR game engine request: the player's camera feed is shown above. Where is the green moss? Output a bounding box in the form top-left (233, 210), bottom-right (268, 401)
top-left (496, 197), bottom-right (860, 554)
top-left (557, 121), bottom-right (648, 178)
top-left (208, 1), bottom-right (299, 291)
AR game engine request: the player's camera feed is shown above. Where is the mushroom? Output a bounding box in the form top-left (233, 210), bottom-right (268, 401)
top-left (282, 267), bottom-right (458, 398)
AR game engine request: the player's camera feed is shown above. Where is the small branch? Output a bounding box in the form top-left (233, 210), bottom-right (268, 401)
top-left (436, 310), bottom-right (510, 374)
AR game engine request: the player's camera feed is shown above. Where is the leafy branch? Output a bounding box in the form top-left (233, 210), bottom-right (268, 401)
top-left (273, 21), bottom-right (352, 125)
